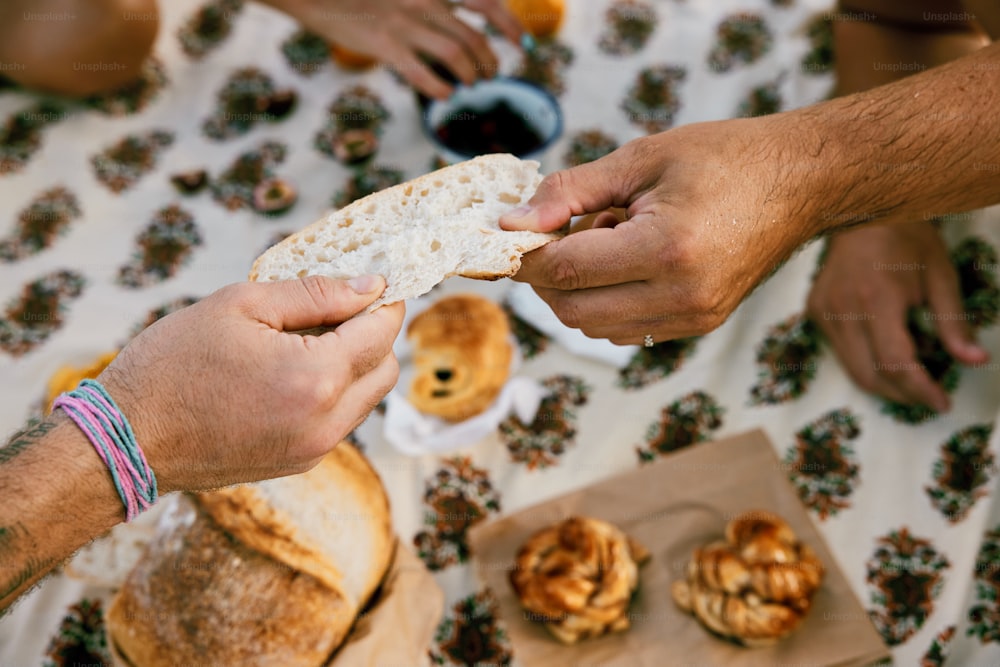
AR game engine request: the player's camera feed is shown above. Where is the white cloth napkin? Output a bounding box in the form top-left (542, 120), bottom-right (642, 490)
top-left (505, 282), bottom-right (639, 368)
top-left (383, 376), bottom-right (546, 456)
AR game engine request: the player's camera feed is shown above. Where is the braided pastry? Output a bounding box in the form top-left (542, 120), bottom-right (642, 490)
top-left (671, 510), bottom-right (824, 647)
top-left (510, 516), bottom-right (650, 644)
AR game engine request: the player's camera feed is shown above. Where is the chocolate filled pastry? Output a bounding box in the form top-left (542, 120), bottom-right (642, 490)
top-left (406, 294), bottom-right (512, 422)
top-left (671, 510), bottom-right (824, 647)
top-left (509, 516), bottom-right (650, 644)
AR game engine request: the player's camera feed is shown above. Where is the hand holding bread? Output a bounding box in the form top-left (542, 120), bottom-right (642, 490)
top-left (97, 276), bottom-right (403, 492)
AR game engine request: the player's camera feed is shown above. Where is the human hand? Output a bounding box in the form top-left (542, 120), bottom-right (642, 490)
top-left (265, 0), bottom-right (524, 99)
top-left (806, 221), bottom-right (987, 412)
top-left (500, 119), bottom-right (824, 344)
top-left (98, 275), bottom-right (404, 492)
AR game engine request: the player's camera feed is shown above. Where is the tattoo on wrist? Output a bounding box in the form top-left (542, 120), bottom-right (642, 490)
top-left (0, 419), bottom-right (57, 464)
top-left (0, 556), bottom-right (57, 602)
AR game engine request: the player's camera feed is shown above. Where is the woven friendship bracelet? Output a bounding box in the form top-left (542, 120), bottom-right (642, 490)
top-left (52, 379), bottom-right (157, 522)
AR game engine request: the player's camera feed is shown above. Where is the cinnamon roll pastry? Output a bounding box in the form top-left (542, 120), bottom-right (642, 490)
top-left (510, 516), bottom-right (650, 644)
top-left (671, 510), bottom-right (824, 647)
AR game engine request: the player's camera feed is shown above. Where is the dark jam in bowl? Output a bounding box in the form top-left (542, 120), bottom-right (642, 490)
top-left (434, 100), bottom-right (546, 157)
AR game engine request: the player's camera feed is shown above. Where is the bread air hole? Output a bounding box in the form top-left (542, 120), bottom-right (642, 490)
top-left (458, 175), bottom-right (470, 184)
top-left (404, 185), bottom-right (413, 196)
top-left (498, 192), bottom-right (520, 204)
top-left (297, 269), bottom-right (308, 278)
top-left (304, 234), bottom-right (315, 244)
top-left (364, 203), bottom-right (377, 214)
top-left (455, 196), bottom-right (485, 209)
top-left (339, 217), bottom-right (353, 228)
top-left (341, 240), bottom-right (359, 252)
top-left (430, 240), bottom-right (441, 252)
top-left (420, 189), bottom-right (428, 196)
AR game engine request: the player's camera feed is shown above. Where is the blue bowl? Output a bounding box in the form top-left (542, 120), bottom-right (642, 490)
top-left (421, 77), bottom-right (563, 164)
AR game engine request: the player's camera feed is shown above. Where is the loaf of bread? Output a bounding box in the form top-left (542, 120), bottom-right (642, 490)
top-left (509, 516), bottom-right (650, 644)
top-left (407, 294), bottom-right (513, 422)
top-left (670, 510), bottom-right (824, 647)
top-left (106, 443), bottom-right (394, 667)
top-left (249, 154), bottom-right (559, 308)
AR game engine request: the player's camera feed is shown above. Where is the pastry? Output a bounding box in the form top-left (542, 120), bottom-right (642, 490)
top-left (407, 294), bottom-right (512, 422)
top-left (45, 350), bottom-right (118, 412)
top-left (671, 510), bottom-right (824, 647)
top-left (510, 516), bottom-right (650, 644)
top-left (106, 442), bottom-right (394, 667)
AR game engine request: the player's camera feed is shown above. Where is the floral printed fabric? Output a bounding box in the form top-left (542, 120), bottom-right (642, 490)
top-left (2, 1), bottom-right (1000, 666)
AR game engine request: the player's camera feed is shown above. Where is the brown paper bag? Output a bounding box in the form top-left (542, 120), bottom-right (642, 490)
top-left (326, 543), bottom-right (443, 667)
top-left (468, 429), bottom-right (891, 667)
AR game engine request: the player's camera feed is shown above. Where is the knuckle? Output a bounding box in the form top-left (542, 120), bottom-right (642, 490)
top-left (550, 296), bottom-right (584, 330)
top-left (308, 373), bottom-right (342, 408)
top-left (300, 274), bottom-right (335, 306)
top-left (547, 253), bottom-right (583, 290)
top-left (690, 311), bottom-right (725, 336)
top-left (438, 42), bottom-right (463, 61)
top-left (852, 371), bottom-right (877, 393)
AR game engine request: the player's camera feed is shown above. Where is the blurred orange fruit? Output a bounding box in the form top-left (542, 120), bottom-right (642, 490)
top-left (330, 44), bottom-right (377, 70)
top-left (506, 0), bottom-right (565, 37)
top-left (46, 351), bottom-right (119, 413)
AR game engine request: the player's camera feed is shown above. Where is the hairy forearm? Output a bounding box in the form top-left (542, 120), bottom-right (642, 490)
top-left (0, 415), bottom-right (121, 613)
top-left (834, 3), bottom-right (987, 96)
top-left (767, 39), bottom-right (1000, 234)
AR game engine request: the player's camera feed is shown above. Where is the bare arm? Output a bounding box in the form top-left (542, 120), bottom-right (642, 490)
top-left (804, 0), bottom-right (990, 410)
top-left (0, 416), bottom-right (121, 611)
top-left (0, 0), bottom-right (158, 96)
top-left (792, 38), bottom-right (1000, 231)
top-left (504, 34), bottom-right (1000, 342)
top-left (0, 276), bottom-right (403, 614)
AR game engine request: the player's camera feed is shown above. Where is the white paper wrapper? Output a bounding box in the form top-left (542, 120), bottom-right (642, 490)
top-left (383, 375), bottom-right (547, 455)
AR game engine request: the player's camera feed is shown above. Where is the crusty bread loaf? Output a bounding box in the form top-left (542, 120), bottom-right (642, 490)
top-left (107, 443), bottom-right (394, 667)
top-left (249, 154), bottom-right (558, 308)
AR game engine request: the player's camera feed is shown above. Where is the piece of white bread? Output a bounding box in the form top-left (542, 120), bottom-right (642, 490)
top-left (249, 154), bottom-right (559, 307)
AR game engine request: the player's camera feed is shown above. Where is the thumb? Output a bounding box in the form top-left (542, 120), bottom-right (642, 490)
top-left (925, 265), bottom-right (989, 366)
top-left (500, 149), bottom-right (635, 232)
top-left (246, 274), bottom-right (386, 331)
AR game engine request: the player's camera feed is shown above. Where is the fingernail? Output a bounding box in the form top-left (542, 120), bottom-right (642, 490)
top-left (502, 205), bottom-right (536, 230)
top-left (348, 274), bottom-right (382, 294)
top-left (521, 33), bottom-right (537, 53)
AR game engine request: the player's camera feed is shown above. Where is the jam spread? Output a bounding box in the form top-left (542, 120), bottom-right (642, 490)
top-left (435, 100), bottom-right (545, 157)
